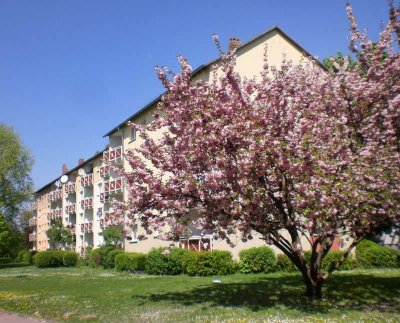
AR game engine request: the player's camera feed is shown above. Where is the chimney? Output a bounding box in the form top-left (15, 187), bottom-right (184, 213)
top-left (229, 37), bottom-right (241, 51)
top-left (78, 158), bottom-right (85, 165)
top-left (62, 164), bottom-right (68, 175)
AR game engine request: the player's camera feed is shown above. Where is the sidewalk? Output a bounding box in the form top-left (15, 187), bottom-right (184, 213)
top-left (0, 311), bottom-right (47, 323)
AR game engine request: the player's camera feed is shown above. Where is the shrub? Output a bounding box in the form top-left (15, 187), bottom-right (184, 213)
top-left (115, 252), bottom-right (146, 272)
top-left (89, 248), bottom-right (103, 268)
top-left (17, 250), bottom-right (36, 264)
top-left (239, 246), bottom-right (276, 273)
top-left (356, 239), bottom-right (397, 268)
top-left (62, 251), bottom-right (78, 267)
top-left (145, 247), bottom-right (189, 275)
top-left (103, 249), bottom-right (124, 269)
top-left (16, 250), bottom-right (25, 262)
top-left (183, 250), bottom-right (238, 276)
top-left (275, 254), bottom-right (297, 272)
top-left (0, 257), bottom-right (11, 264)
top-left (303, 250), bottom-right (353, 271)
top-left (33, 251), bottom-right (63, 268)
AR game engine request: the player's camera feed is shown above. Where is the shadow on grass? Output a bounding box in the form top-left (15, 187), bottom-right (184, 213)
top-left (0, 263), bottom-right (32, 269)
top-left (133, 272), bottom-right (400, 314)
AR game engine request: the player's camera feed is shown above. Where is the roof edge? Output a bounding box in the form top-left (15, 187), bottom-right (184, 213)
top-left (103, 26), bottom-right (327, 137)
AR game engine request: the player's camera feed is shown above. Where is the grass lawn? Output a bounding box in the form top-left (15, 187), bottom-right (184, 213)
top-left (0, 265), bottom-right (399, 322)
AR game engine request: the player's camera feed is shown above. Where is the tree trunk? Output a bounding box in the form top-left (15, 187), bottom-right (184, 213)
top-left (302, 270), bottom-right (324, 299)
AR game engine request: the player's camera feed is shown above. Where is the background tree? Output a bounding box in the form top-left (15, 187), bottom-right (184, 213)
top-left (0, 124), bottom-right (33, 222)
top-left (47, 219), bottom-right (72, 250)
top-left (0, 212), bottom-right (22, 258)
top-left (103, 226), bottom-right (123, 248)
top-left (115, 3), bottom-right (400, 298)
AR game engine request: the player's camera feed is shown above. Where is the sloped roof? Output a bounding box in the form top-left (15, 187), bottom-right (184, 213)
top-left (35, 149), bottom-right (105, 194)
top-left (103, 26), bottom-right (326, 137)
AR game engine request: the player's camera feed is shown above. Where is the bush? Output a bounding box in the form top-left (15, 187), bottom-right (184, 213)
top-left (115, 252), bottom-right (146, 272)
top-left (356, 239), bottom-right (398, 268)
top-left (89, 248), bottom-right (103, 268)
top-left (239, 246), bottom-right (276, 273)
top-left (33, 250), bottom-right (78, 268)
top-left (303, 250), bottom-right (353, 271)
top-left (0, 257), bottom-right (11, 264)
top-left (322, 251), bottom-right (353, 270)
top-left (103, 249), bottom-right (124, 269)
top-left (16, 250), bottom-right (36, 264)
top-left (275, 254), bottom-right (297, 272)
top-left (62, 251), bottom-right (78, 267)
top-left (183, 250), bottom-right (238, 276)
top-left (145, 247), bottom-right (189, 275)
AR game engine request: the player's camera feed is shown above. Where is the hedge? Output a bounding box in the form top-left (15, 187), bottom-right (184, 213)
top-left (16, 250), bottom-right (36, 264)
top-left (356, 239), bottom-right (398, 268)
top-left (239, 246), bottom-right (276, 273)
top-left (145, 247), bottom-right (189, 275)
top-left (103, 249), bottom-right (124, 269)
top-left (275, 254), bottom-right (297, 272)
top-left (0, 257), bottom-right (11, 264)
top-left (33, 251), bottom-right (78, 268)
top-left (115, 252), bottom-right (146, 272)
top-left (183, 250), bottom-right (238, 276)
top-left (303, 250), bottom-right (353, 271)
top-left (89, 248), bottom-right (103, 267)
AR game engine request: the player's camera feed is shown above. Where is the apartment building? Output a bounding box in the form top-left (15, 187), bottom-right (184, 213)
top-left (30, 26), bottom-right (341, 257)
top-left (29, 149), bottom-right (126, 254)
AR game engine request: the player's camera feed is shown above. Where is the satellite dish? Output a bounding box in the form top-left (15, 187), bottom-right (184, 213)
top-left (78, 168), bottom-right (85, 176)
top-left (60, 175), bottom-right (68, 184)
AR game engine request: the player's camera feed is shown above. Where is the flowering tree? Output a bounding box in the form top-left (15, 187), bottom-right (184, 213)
top-left (115, 3), bottom-right (400, 298)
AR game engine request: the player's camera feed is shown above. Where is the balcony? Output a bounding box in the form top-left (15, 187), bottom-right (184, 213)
top-left (29, 201), bottom-right (37, 211)
top-left (100, 165), bottom-right (110, 178)
top-left (100, 192), bottom-right (110, 204)
top-left (47, 208), bottom-right (62, 220)
top-left (104, 178), bottom-right (123, 194)
top-left (28, 217), bottom-right (36, 227)
top-left (80, 222), bottom-right (93, 233)
top-left (47, 190), bottom-right (62, 202)
top-left (100, 213), bottom-right (113, 228)
top-left (80, 174), bottom-right (93, 187)
top-left (65, 182), bottom-right (76, 195)
top-left (66, 224), bottom-right (75, 235)
top-left (103, 146), bottom-right (122, 164)
top-left (29, 233), bottom-right (37, 242)
top-left (80, 198), bottom-right (93, 209)
top-left (65, 204), bottom-right (76, 214)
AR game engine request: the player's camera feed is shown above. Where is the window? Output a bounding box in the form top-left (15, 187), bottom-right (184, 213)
top-left (130, 128), bottom-right (136, 142)
top-left (128, 224), bottom-right (138, 243)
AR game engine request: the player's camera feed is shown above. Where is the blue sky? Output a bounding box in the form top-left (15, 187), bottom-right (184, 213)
top-left (0, 0), bottom-right (391, 190)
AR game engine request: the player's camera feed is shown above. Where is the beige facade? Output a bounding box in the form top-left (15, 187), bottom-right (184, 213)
top-left (31, 27), bottom-right (339, 258)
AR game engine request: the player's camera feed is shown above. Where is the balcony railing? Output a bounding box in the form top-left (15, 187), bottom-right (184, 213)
top-left (47, 190), bottom-right (62, 202)
top-left (65, 204), bottom-right (76, 214)
top-left (80, 222), bottom-right (93, 233)
top-left (103, 146), bottom-right (122, 163)
top-left (29, 201), bottom-right (37, 211)
top-left (80, 174), bottom-right (93, 187)
top-left (104, 178), bottom-right (123, 194)
top-left (29, 233), bottom-right (37, 242)
top-left (28, 218), bottom-right (36, 227)
top-left (80, 198), bottom-right (93, 209)
top-left (66, 224), bottom-right (75, 234)
top-left (100, 192), bottom-right (110, 203)
top-left (100, 165), bottom-right (110, 178)
top-left (47, 208), bottom-right (62, 220)
top-left (100, 213), bottom-right (113, 228)
top-left (65, 182), bottom-right (76, 195)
